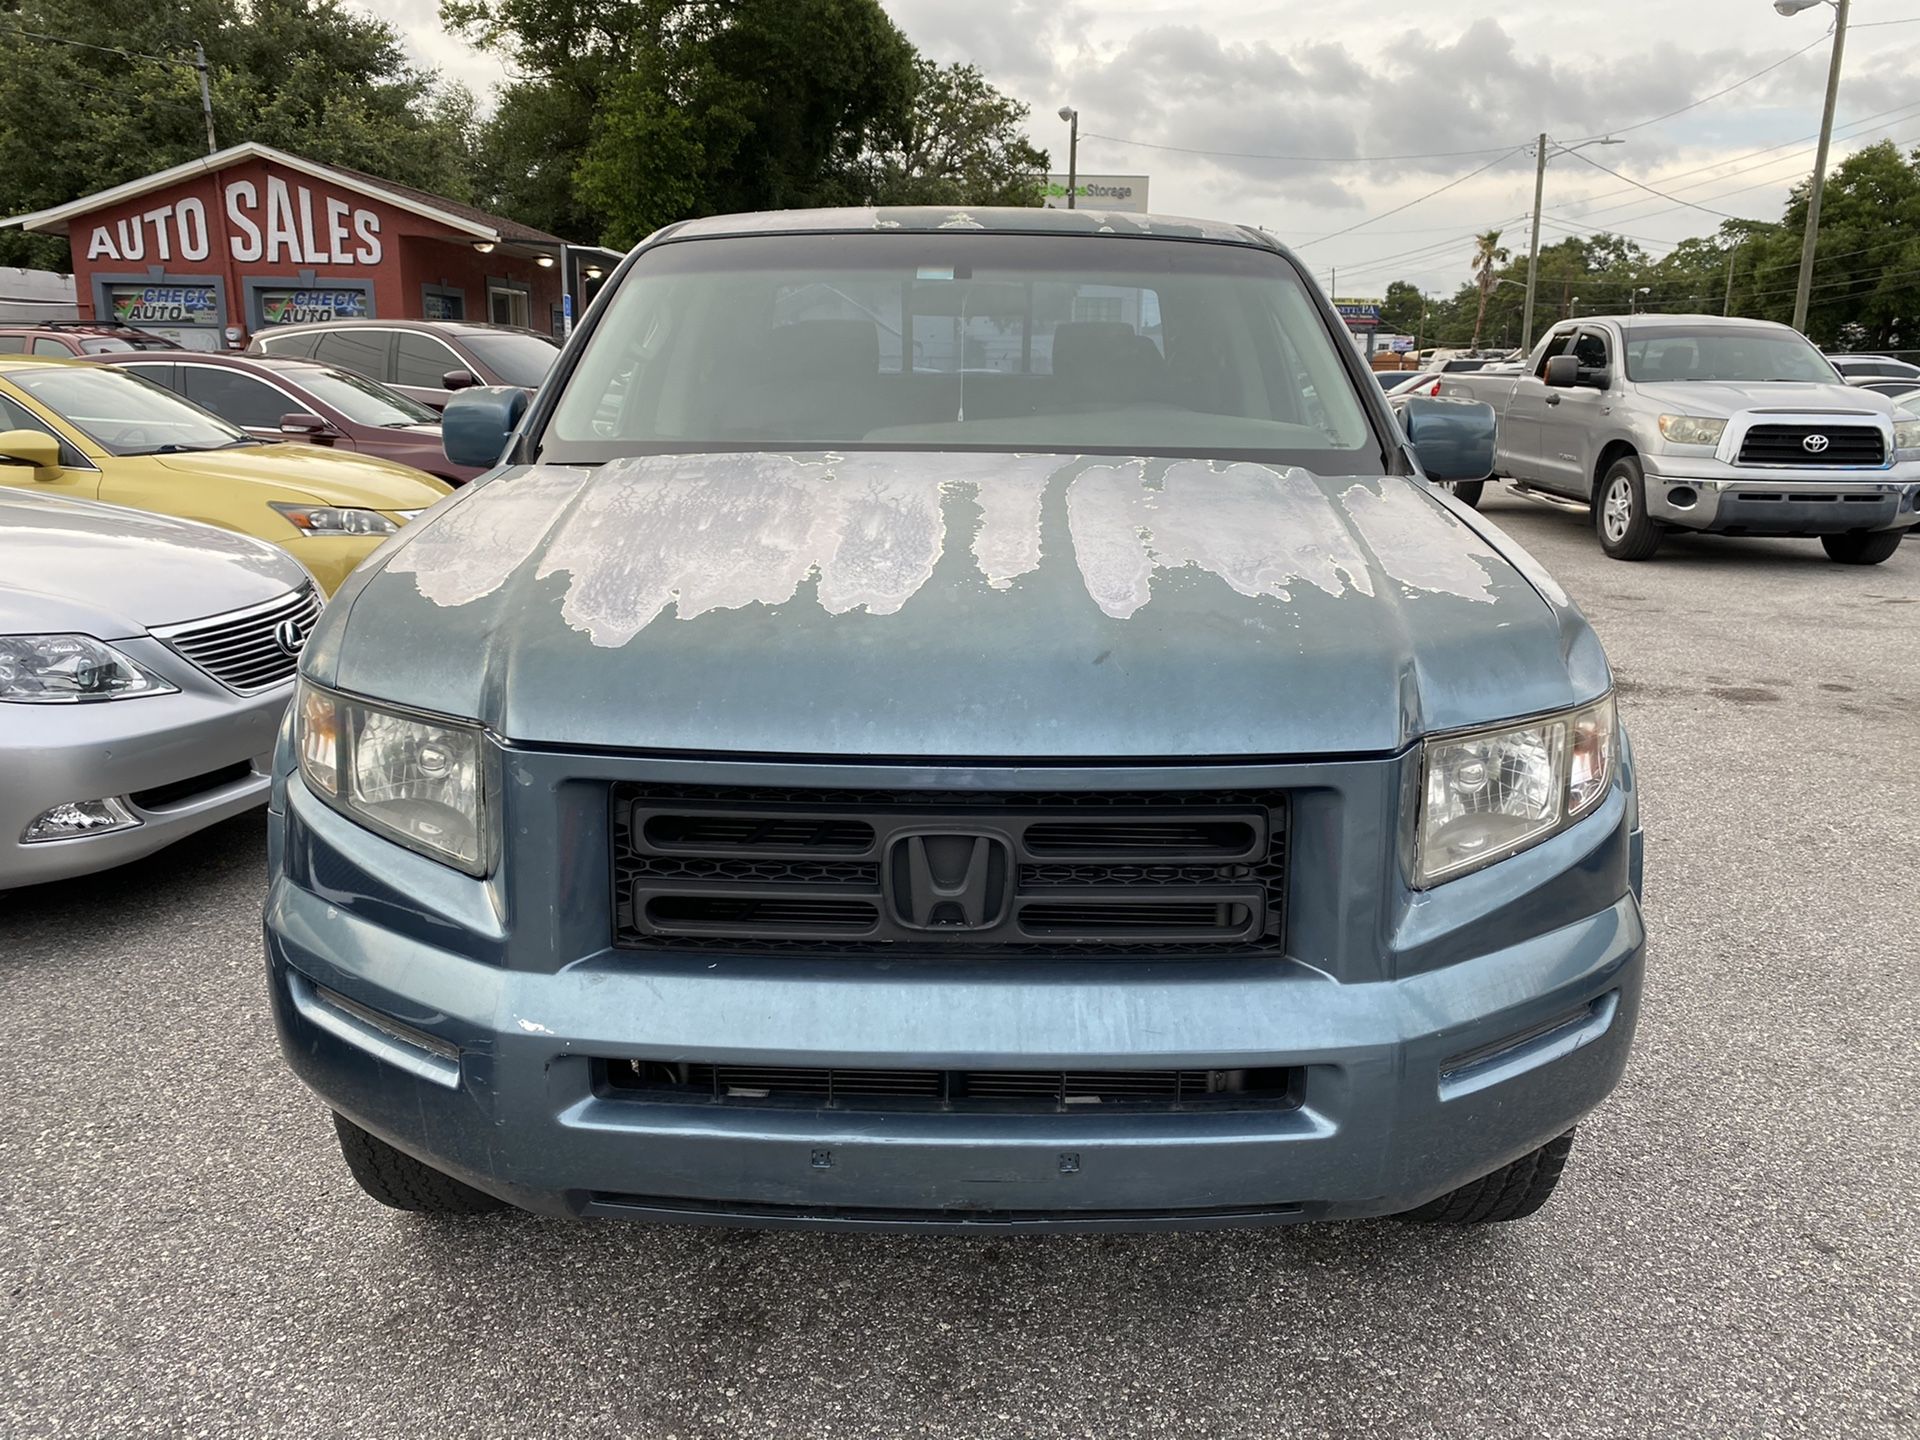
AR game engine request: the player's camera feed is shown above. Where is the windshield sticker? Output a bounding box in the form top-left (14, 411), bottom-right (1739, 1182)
top-left (392, 454), bottom-right (1499, 642)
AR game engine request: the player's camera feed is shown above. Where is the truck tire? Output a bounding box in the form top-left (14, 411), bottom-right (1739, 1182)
top-left (1595, 455), bottom-right (1661, 561)
top-left (1820, 531), bottom-right (1904, 565)
top-left (1439, 479), bottom-right (1485, 509)
top-left (1398, 1130), bottom-right (1576, 1224)
top-left (332, 1113), bottom-right (506, 1214)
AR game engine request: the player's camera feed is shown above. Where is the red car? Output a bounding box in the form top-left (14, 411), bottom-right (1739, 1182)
top-left (88, 352), bottom-right (485, 485)
top-left (0, 322), bottom-right (182, 356)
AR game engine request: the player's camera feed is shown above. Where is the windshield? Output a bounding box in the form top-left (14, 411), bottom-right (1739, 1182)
top-left (10, 364), bottom-right (249, 455)
top-left (541, 232), bottom-right (1380, 467)
top-left (460, 330), bottom-right (559, 388)
top-left (1625, 326), bottom-right (1839, 384)
top-left (291, 367), bottom-right (438, 427)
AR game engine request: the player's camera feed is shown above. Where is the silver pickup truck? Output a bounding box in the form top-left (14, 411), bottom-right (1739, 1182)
top-left (1439, 314), bottom-right (1920, 564)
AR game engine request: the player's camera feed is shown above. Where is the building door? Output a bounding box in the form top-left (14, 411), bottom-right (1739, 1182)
top-left (487, 283), bottom-right (531, 328)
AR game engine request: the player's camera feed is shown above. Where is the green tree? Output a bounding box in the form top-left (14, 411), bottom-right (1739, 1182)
top-left (1468, 228), bottom-right (1509, 348)
top-left (0, 0), bottom-right (478, 270)
top-left (851, 60), bottom-right (1048, 208)
top-left (1378, 279), bottom-right (1426, 338)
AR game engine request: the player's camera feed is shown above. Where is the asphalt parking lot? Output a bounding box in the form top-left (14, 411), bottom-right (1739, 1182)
top-left (3, 494), bottom-right (1916, 1440)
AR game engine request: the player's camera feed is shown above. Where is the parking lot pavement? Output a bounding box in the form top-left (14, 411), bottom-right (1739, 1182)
top-left (2, 495), bottom-right (1916, 1440)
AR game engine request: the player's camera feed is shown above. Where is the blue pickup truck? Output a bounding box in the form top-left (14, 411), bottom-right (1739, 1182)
top-left (265, 207), bottom-right (1643, 1232)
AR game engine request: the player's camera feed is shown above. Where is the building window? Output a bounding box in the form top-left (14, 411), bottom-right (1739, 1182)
top-left (422, 285), bottom-right (466, 321)
top-left (487, 280), bottom-right (531, 328)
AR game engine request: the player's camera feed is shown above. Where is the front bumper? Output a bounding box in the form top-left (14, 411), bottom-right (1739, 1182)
top-left (0, 638), bottom-right (286, 889)
top-left (264, 745), bottom-right (1646, 1231)
top-left (1640, 454), bottom-right (1920, 535)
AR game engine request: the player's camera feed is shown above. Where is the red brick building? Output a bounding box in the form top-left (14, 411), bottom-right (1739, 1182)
top-left (4, 142), bottom-right (614, 351)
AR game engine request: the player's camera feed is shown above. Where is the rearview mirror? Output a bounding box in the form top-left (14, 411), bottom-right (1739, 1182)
top-left (1543, 355), bottom-right (1579, 388)
top-left (279, 412), bottom-right (337, 444)
top-left (1398, 395), bottom-right (1495, 483)
top-left (0, 428), bottom-right (62, 478)
top-left (442, 385), bottom-right (529, 470)
top-left (441, 368), bottom-right (479, 392)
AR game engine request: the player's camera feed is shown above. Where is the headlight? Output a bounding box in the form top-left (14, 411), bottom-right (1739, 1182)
top-left (1894, 418), bottom-right (1920, 452)
top-left (0, 634), bottom-right (175, 703)
top-left (295, 679), bottom-right (489, 873)
top-left (1415, 695), bottom-right (1617, 888)
top-left (1657, 414), bottom-right (1727, 446)
top-left (269, 502), bottom-right (398, 536)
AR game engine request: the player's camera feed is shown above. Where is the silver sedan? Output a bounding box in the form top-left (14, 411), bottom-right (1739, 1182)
top-left (1, 490), bottom-right (315, 888)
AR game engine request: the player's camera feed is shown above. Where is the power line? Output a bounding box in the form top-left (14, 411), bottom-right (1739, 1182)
top-left (1561, 146), bottom-right (1749, 221)
top-left (1576, 36), bottom-right (1828, 141)
top-left (1293, 150), bottom-right (1525, 250)
top-left (0, 23), bottom-right (191, 67)
top-left (1082, 133), bottom-right (1512, 164)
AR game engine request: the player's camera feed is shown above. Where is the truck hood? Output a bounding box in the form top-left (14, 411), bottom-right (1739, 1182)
top-left (153, 443), bottom-right (451, 509)
top-left (1628, 379), bottom-right (1899, 418)
top-left (309, 452), bottom-right (1610, 757)
top-left (0, 489), bottom-right (307, 638)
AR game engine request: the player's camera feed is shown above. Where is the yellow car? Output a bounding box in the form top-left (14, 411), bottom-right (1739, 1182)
top-left (0, 357), bottom-right (450, 593)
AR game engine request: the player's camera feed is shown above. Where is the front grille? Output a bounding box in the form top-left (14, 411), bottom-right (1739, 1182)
top-left (151, 585), bottom-right (320, 694)
top-left (611, 783), bottom-right (1289, 956)
top-left (1735, 423), bottom-right (1886, 468)
top-left (605, 1060), bottom-right (1300, 1112)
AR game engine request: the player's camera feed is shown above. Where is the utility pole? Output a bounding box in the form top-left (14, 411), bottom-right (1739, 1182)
top-left (1791, 0), bottom-right (1850, 333)
top-left (1522, 132), bottom-right (1547, 355)
top-left (1724, 244), bottom-right (1740, 316)
top-left (193, 40), bottom-right (217, 155)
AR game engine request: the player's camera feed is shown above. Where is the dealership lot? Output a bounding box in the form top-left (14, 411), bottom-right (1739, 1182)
top-left (2, 496), bottom-right (1915, 1439)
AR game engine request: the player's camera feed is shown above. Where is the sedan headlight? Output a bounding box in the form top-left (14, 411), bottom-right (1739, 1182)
top-left (1893, 418), bottom-right (1920, 452)
top-left (270, 502), bottom-right (398, 537)
top-left (1415, 696), bottom-right (1617, 887)
top-left (1657, 414), bottom-right (1727, 446)
top-left (296, 680), bottom-right (490, 873)
top-left (0, 634), bottom-right (175, 703)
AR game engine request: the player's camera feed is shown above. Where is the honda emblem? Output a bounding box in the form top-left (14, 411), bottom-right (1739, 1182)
top-left (885, 833), bottom-right (1012, 931)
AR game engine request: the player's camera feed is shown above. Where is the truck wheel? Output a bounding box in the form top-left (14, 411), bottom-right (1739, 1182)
top-left (1820, 531), bottom-right (1904, 565)
top-left (1439, 479), bottom-right (1485, 509)
top-left (332, 1113), bottom-right (505, 1214)
top-left (1398, 1130), bottom-right (1576, 1224)
top-left (1595, 456), bottom-right (1661, 560)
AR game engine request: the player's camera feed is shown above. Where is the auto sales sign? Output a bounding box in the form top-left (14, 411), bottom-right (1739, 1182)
top-left (82, 176), bottom-right (383, 267)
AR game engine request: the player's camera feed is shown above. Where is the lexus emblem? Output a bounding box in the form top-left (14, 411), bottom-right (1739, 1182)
top-left (886, 833), bottom-right (1012, 931)
top-left (273, 617), bottom-right (308, 656)
top-left (1802, 433), bottom-right (1831, 454)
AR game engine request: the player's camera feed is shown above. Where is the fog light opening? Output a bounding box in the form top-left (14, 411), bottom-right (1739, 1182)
top-left (1666, 486), bottom-right (1698, 510)
top-left (21, 797), bottom-right (140, 843)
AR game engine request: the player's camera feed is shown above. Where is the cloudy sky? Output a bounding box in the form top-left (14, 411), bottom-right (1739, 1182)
top-left (366, 0), bottom-right (1920, 299)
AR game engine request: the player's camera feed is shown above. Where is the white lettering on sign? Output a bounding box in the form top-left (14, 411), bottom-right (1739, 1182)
top-left (81, 177), bottom-right (387, 269)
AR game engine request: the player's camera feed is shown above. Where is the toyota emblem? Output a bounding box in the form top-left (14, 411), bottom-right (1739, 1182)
top-left (273, 617), bottom-right (307, 656)
top-left (1802, 433), bottom-right (1831, 454)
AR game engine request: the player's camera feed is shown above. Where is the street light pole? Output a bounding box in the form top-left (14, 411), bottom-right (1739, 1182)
top-left (1520, 134), bottom-right (1622, 355)
top-left (1057, 107), bottom-right (1079, 209)
top-left (1778, 0), bottom-right (1851, 333)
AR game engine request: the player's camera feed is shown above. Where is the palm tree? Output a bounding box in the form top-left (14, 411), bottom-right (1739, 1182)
top-left (1469, 229), bottom-right (1510, 349)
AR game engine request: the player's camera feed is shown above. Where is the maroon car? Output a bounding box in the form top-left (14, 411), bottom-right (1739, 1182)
top-left (88, 352), bottom-right (484, 485)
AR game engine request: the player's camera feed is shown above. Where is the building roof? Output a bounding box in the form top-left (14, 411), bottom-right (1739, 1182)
top-left (0, 141), bottom-right (574, 248)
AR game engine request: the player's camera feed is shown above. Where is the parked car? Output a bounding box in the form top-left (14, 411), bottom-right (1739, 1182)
top-left (248, 320), bottom-right (559, 411)
top-left (1826, 354), bottom-right (1920, 388)
top-left (1439, 315), bottom-right (1920, 562)
top-left (1855, 378), bottom-right (1920, 398)
top-left (0, 489), bottom-right (313, 888)
top-left (0, 358), bottom-right (449, 593)
top-left (268, 206), bottom-right (1644, 1232)
top-left (89, 352), bottom-right (485, 485)
top-left (0, 322), bottom-right (180, 356)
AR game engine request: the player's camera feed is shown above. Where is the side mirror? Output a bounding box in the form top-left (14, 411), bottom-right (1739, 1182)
top-left (0, 428), bottom-right (63, 478)
top-left (441, 368), bottom-right (480, 392)
top-left (1398, 395), bottom-right (1495, 483)
top-left (442, 385), bottom-right (529, 470)
top-left (278, 412), bottom-right (337, 444)
top-left (1543, 355), bottom-right (1579, 388)
top-left (1581, 368), bottom-right (1612, 390)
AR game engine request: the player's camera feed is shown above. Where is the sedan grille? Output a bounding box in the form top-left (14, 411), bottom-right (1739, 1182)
top-left (151, 585), bottom-right (320, 695)
top-left (611, 782), bottom-right (1288, 956)
top-left (605, 1060), bottom-right (1300, 1113)
top-left (1735, 423), bottom-right (1885, 468)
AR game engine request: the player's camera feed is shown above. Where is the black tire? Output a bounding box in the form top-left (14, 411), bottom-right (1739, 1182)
top-left (1820, 530), bottom-right (1904, 566)
top-left (332, 1112), bottom-right (506, 1214)
top-left (1398, 1130), bottom-right (1576, 1224)
top-left (1439, 479), bottom-right (1485, 509)
top-left (1594, 456), bottom-right (1661, 560)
